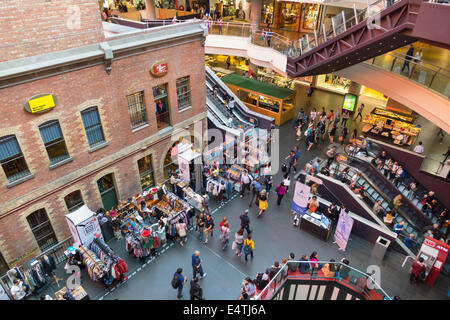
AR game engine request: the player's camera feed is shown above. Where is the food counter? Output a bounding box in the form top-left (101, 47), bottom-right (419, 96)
top-left (221, 74), bottom-right (295, 126)
top-left (361, 108), bottom-right (421, 147)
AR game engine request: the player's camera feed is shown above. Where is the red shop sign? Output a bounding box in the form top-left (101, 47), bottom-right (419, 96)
top-left (150, 61), bottom-right (169, 77)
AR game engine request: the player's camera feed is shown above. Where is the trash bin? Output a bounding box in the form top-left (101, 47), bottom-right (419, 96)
top-left (371, 236), bottom-right (391, 261)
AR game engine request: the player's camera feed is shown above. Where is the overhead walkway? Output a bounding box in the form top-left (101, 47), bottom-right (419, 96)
top-left (286, 0), bottom-right (450, 77)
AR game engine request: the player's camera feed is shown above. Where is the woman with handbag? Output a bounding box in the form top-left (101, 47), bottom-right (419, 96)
top-left (232, 229), bottom-right (245, 257)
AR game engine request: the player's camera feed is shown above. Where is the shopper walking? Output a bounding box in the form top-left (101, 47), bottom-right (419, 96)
top-left (176, 219), bottom-right (188, 247)
top-left (249, 178), bottom-right (262, 207)
top-left (239, 209), bottom-right (252, 235)
top-left (285, 150), bottom-right (297, 174)
top-left (243, 235), bottom-right (255, 261)
top-left (283, 173), bottom-right (291, 192)
top-left (355, 104), bottom-right (365, 121)
top-left (202, 192), bottom-right (210, 214)
top-left (220, 220), bottom-right (231, 250)
top-left (341, 109), bottom-right (350, 127)
top-left (172, 268), bottom-right (188, 299)
top-left (192, 251), bottom-right (206, 279)
top-left (275, 182), bottom-right (288, 206)
top-left (266, 28), bottom-right (273, 47)
top-left (190, 277), bottom-right (203, 300)
top-left (401, 44), bottom-right (415, 74)
top-left (203, 214), bottom-right (215, 244)
top-left (328, 123), bottom-right (337, 143)
top-left (232, 229), bottom-right (245, 257)
top-left (196, 213), bottom-right (206, 241)
top-left (326, 145), bottom-right (337, 167)
top-left (240, 170), bottom-right (251, 198)
top-left (226, 56), bottom-right (231, 69)
top-left (257, 189), bottom-right (268, 217)
top-left (265, 175), bottom-right (273, 194)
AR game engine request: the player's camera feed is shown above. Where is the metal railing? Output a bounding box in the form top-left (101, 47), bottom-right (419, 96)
top-left (254, 261), bottom-right (391, 300)
top-left (0, 237), bottom-right (73, 299)
top-left (366, 51), bottom-right (450, 98)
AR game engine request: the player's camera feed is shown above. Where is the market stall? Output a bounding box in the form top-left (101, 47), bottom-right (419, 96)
top-left (55, 285), bottom-right (89, 300)
top-left (221, 74), bottom-right (295, 126)
top-left (361, 108), bottom-right (421, 147)
top-left (299, 211), bottom-right (332, 242)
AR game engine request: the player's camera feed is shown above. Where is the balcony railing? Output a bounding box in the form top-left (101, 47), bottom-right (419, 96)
top-left (254, 261), bottom-right (391, 300)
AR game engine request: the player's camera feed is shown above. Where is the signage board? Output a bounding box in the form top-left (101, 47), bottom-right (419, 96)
top-left (291, 181), bottom-right (311, 215)
top-left (342, 93), bottom-right (357, 111)
top-left (333, 209), bottom-right (354, 251)
top-left (24, 94), bottom-right (57, 114)
top-left (150, 61), bottom-right (169, 77)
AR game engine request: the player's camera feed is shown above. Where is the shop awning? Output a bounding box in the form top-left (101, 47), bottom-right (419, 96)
top-left (221, 74), bottom-right (295, 100)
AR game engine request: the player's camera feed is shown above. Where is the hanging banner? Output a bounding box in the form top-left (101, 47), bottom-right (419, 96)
top-left (333, 209), bottom-right (354, 251)
top-left (291, 181), bottom-right (311, 215)
top-left (178, 155), bottom-right (190, 183)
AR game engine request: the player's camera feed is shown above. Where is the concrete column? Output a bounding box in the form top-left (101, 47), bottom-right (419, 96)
top-left (145, 0), bottom-right (156, 19)
top-left (250, 0), bottom-right (262, 28)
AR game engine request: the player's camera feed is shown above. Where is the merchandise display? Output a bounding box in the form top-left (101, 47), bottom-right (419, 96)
top-left (55, 286), bottom-right (89, 300)
top-left (362, 108), bottom-right (421, 146)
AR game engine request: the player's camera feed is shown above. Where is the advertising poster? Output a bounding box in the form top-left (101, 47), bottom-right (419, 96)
top-left (79, 216), bottom-right (103, 246)
top-left (178, 155), bottom-right (190, 183)
top-left (333, 209), bottom-right (354, 251)
top-left (291, 181), bottom-right (311, 215)
top-left (342, 94), bottom-right (357, 111)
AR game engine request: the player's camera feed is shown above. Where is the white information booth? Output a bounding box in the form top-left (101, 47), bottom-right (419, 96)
top-left (65, 205), bottom-right (103, 247)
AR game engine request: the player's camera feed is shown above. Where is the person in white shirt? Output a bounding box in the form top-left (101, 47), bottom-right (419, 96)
top-left (228, 118), bottom-right (233, 128)
top-left (350, 173), bottom-right (360, 189)
top-left (240, 171), bottom-right (251, 198)
top-left (228, 97), bottom-right (235, 110)
top-left (283, 173), bottom-right (291, 192)
top-left (413, 141), bottom-right (424, 154)
top-left (10, 279), bottom-right (27, 300)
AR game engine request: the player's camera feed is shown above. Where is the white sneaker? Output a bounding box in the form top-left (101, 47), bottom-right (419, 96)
top-left (201, 273), bottom-right (207, 279)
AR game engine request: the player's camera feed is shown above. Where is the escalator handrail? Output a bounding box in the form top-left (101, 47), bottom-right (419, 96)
top-left (346, 156), bottom-right (433, 228)
top-left (344, 158), bottom-right (427, 230)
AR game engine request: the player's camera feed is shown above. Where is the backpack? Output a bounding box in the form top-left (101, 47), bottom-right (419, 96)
top-left (243, 242), bottom-right (251, 255)
top-left (171, 274), bottom-right (180, 289)
top-left (254, 273), bottom-right (269, 290)
top-left (281, 164), bottom-right (287, 173)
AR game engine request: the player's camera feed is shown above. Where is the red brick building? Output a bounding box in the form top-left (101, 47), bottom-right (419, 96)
top-left (0, 2), bottom-right (208, 271)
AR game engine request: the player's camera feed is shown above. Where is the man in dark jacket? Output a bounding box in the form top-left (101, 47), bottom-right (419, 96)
top-left (190, 277), bottom-right (203, 300)
top-left (401, 44), bottom-right (414, 73)
top-left (239, 210), bottom-right (251, 235)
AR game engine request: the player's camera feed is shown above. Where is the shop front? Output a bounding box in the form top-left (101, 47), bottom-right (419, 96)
top-left (315, 73), bottom-right (352, 95)
top-left (221, 73), bottom-right (295, 126)
top-left (361, 107), bottom-right (421, 148)
top-left (274, 1), bottom-right (322, 33)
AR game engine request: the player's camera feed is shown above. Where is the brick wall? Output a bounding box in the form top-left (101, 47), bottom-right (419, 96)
top-left (0, 39), bottom-right (207, 267)
top-left (0, 0), bottom-right (104, 62)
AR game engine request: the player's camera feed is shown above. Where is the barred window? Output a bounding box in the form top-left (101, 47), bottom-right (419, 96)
top-left (126, 92), bottom-right (147, 129)
top-left (27, 209), bottom-right (58, 251)
top-left (176, 76), bottom-right (191, 111)
top-left (64, 190), bottom-right (84, 213)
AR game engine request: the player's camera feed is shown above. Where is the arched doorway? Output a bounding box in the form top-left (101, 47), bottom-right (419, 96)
top-left (97, 173), bottom-right (118, 211)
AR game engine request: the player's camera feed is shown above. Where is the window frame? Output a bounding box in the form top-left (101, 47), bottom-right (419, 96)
top-left (80, 107), bottom-right (106, 148)
top-left (137, 154), bottom-right (156, 191)
top-left (64, 190), bottom-right (84, 213)
top-left (0, 135), bottom-right (31, 183)
top-left (26, 209), bottom-right (58, 251)
top-left (126, 91), bottom-right (148, 129)
top-left (176, 76), bottom-right (191, 111)
top-left (38, 120), bottom-right (70, 165)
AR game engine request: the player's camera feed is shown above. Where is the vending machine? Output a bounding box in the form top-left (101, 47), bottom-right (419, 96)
top-left (416, 236), bottom-right (449, 285)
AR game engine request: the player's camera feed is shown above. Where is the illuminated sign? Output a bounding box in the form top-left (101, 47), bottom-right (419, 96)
top-left (342, 94), bottom-right (357, 111)
top-left (24, 94), bottom-right (57, 114)
top-left (150, 61), bottom-right (169, 77)
top-left (424, 238), bottom-right (435, 247)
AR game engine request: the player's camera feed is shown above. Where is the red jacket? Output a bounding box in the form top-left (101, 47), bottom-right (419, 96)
top-left (410, 261), bottom-right (424, 276)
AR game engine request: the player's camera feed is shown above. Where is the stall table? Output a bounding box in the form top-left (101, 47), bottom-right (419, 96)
top-left (55, 286), bottom-right (89, 300)
top-left (299, 212), bottom-right (332, 242)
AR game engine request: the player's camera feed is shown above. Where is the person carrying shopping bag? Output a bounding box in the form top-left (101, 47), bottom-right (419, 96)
top-left (232, 229), bottom-right (245, 257)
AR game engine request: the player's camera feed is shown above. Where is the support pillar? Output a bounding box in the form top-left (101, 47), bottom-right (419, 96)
top-left (145, 0), bottom-right (156, 19)
top-left (250, 0), bottom-right (262, 28)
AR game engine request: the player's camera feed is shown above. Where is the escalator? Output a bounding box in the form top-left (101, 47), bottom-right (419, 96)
top-left (205, 68), bottom-right (256, 134)
top-left (286, 0), bottom-right (450, 78)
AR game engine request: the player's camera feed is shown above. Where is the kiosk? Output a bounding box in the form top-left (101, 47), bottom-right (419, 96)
top-left (416, 236), bottom-right (449, 285)
top-left (65, 205), bottom-right (103, 247)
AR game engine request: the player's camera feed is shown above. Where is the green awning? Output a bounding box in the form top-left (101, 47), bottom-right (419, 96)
top-left (221, 74), bottom-right (295, 100)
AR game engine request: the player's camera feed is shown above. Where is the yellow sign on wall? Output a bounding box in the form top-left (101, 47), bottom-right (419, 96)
top-left (28, 94), bottom-right (56, 113)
